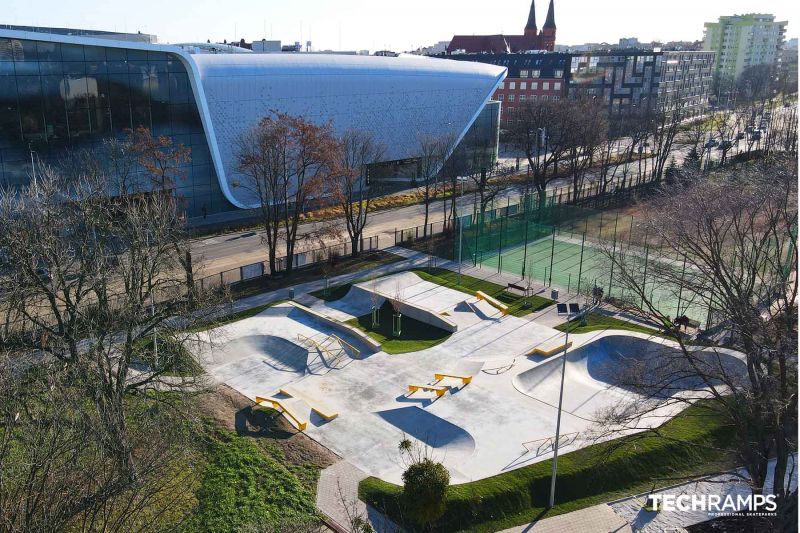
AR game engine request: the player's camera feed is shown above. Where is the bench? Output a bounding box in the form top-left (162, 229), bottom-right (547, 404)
top-left (278, 387), bottom-right (339, 421)
top-left (506, 282), bottom-right (530, 296)
top-left (556, 303), bottom-right (569, 315)
top-left (434, 373), bottom-right (472, 385)
top-left (255, 396), bottom-right (308, 431)
top-left (568, 303), bottom-right (581, 314)
top-left (475, 290), bottom-right (509, 316)
top-left (408, 384), bottom-right (449, 397)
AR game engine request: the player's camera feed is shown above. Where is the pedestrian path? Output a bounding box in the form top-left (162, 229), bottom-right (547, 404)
top-left (498, 504), bottom-right (632, 533)
top-left (316, 460), bottom-right (401, 532)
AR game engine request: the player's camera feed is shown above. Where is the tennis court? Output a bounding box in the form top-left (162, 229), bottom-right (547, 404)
top-left (461, 209), bottom-right (711, 324)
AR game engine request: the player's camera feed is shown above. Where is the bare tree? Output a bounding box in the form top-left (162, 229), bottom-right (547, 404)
top-left (415, 134), bottom-right (454, 238)
top-left (649, 99), bottom-right (685, 180)
top-left (595, 156), bottom-right (798, 529)
top-left (508, 99), bottom-right (566, 210)
top-left (332, 130), bottom-right (385, 257)
top-left (236, 113), bottom-right (338, 275)
top-left (562, 97), bottom-right (608, 199)
top-left (0, 161), bottom-right (215, 531)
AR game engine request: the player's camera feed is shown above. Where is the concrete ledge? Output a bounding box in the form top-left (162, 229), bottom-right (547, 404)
top-left (531, 341), bottom-right (573, 357)
top-left (476, 290), bottom-right (509, 316)
top-left (287, 301), bottom-right (382, 352)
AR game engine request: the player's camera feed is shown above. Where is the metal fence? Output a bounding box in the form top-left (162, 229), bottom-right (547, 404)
top-left (394, 173), bottom-right (660, 248)
top-left (196, 234), bottom-right (380, 291)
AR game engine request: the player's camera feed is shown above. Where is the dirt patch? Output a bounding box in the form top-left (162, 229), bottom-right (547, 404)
top-left (193, 384), bottom-right (340, 470)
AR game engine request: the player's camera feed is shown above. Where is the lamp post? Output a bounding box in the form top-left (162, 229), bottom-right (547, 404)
top-left (28, 142), bottom-right (37, 189)
top-left (549, 305), bottom-right (588, 508)
top-left (456, 175), bottom-right (466, 285)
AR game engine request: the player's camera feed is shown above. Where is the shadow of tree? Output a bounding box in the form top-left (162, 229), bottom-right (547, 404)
top-left (234, 406), bottom-right (295, 440)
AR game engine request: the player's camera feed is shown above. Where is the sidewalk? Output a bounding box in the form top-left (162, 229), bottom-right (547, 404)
top-left (316, 460), bottom-right (401, 533)
top-left (498, 505), bottom-right (632, 533)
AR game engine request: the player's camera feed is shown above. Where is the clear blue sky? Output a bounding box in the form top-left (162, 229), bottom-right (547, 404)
top-left (3, 0), bottom-right (795, 52)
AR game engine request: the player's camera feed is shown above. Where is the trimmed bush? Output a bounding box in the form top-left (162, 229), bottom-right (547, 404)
top-left (402, 459), bottom-right (450, 526)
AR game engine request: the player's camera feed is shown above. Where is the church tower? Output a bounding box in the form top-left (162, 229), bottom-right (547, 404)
top-left (541, 0), bottom-right (556, 51)
top-left (524, 0), bottom-right (538, 37)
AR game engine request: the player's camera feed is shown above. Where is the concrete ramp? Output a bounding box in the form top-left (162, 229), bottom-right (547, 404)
top-left (376, 406), bottom-right (476, 461)
top-left (512, 334), bottom-right (747, 420)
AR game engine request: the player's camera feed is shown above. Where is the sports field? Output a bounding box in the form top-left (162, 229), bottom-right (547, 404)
top-left (472, 233), bottom-right (709, 324)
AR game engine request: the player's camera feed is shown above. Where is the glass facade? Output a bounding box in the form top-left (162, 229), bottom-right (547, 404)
top-left (0, 37), bottom-right (235, 217)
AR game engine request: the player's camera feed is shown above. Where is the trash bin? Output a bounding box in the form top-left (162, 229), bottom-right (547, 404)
top-left (289, 288), bottom-right (295, 300)
top-left (551, 289), bottom-right (559, 300)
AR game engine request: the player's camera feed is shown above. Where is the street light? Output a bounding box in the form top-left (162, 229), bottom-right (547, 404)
top-left (28, 142), bottom-right (37, 189)
top-left (549, 304), bottom-right (588, 508)
top-left (456, 175), bottom-right (467, 285)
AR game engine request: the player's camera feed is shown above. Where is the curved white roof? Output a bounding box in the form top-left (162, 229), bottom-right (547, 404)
top-left (0, 29), bottom-right (506, 209)
top-left (189, 53), bottom-right (506, 208)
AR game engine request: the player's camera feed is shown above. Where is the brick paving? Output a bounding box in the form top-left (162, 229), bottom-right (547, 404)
top-left (316, 460), bottom-right (401, 532)
top-left (498, 504), bottom-right (633, 533)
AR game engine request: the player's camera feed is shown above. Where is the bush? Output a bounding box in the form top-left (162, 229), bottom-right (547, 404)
top-left (402, 459), bottom-right (450, 526)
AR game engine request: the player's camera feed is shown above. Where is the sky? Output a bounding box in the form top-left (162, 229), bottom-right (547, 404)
top-left (3, 0), bottom-right (797, 52)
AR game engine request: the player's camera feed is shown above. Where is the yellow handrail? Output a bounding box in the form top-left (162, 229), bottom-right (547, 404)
top-left (331, 334), bottom-right (361, 359)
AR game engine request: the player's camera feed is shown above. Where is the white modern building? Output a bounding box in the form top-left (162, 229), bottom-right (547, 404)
top-left (0, 26), bottom-right (506, 221)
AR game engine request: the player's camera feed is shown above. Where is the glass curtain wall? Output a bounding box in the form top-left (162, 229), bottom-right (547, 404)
top-left (0, 37), bottom-right (235, 217)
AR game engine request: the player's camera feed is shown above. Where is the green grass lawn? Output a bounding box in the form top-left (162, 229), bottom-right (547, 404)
top-left (360, 402), bottom-right (735, 532)
top-left (189, 300), bottom-right (288, 333)
top-left (555, 312), bottom-right (671, 338)
top-left (346, 301), bottom-right (452, 354)
top-left (412, 268), bottom-right (553, 317)
top-left (183, 426), bottom-right (320, 532)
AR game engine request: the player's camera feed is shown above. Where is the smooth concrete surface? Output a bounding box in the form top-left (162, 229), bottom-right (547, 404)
top-left (194, 272), bottom-right (738, 484)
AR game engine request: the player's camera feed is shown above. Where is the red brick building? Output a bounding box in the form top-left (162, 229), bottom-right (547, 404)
top-left (447, 0), bottom-right (557, 54)
top-left (446, 52), bottom-right (570, 129)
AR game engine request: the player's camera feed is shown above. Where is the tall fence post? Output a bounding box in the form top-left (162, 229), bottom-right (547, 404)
top-left (548, 226), bottom-right (556, 286)
top-left (576, 231), bottom-right (586, 295)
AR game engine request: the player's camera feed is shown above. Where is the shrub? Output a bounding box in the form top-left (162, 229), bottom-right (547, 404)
top-left (402, 459), bottom-right (450, 526)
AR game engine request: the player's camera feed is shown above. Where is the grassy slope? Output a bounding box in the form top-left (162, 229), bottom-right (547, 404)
top-left (360, 403), bottom-right (735, 532)
top-left (310, 282), bottom-right (353, 302)
top-left (183, 426), bottom-right (320, 532)
top-left (555, 312), bottom-right (668, 337)
top-left (346, 301), bottom-right (452, 354)
top-left (412, 268), bottom-right (553, 316)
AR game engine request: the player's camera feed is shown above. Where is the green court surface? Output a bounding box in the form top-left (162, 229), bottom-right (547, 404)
top-left (471, 236), bottom-right (709, 323)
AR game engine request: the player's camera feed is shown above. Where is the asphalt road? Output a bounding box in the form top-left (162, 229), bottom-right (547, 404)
top-left (190, 149), bottom-right (677, 278)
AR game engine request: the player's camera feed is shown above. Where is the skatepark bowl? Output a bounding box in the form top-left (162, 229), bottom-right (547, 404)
top-left (512, 334), bottom-right (747, 420)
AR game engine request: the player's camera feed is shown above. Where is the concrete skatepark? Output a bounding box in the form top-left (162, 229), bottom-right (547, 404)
top-left (192, 271), bottom-right (738, 484)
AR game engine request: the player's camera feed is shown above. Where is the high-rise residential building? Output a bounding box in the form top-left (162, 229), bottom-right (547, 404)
top-left (702, 13), bottom-right (787, 87)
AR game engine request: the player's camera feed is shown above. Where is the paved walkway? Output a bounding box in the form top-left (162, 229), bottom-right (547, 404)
top-left (316, 460), bottom-right (401, 532)
top-left (498, 504), bottom-right (632, 533)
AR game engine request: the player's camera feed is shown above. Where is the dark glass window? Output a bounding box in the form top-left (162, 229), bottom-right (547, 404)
top-left (36, 41), bottom-right (61, 61)
top-left (60, 44), bottom-right (84, 62)
top-left (0, 37), bottom-right (232, 215)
